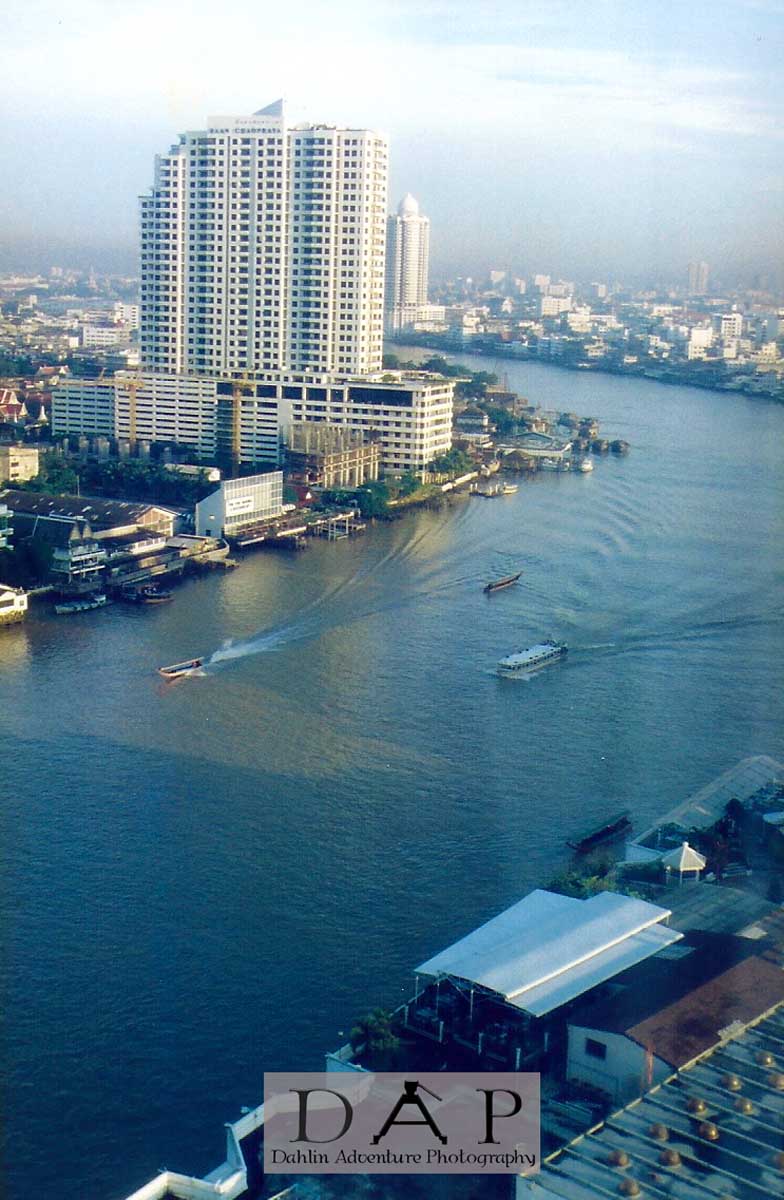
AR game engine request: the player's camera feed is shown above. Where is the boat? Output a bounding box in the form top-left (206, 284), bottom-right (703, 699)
top-left (140, 587), bottom-right (173, 604)
top-left (55, 594), bottom-right (107, 615)
top-left (567, 811), bottom-right (632, 853)
top-left (497, 640), bottom-right (567, 674)
top-left (158, 658), bottom-right (204, 679)
top-left (501, 482), bottom-right (519, 494)
top-left (123, 585), bottom-right (174, 605)
top-left (577, 458), bottom-right (594, 473)
top-left (484, 572), bottom-right (522, 594)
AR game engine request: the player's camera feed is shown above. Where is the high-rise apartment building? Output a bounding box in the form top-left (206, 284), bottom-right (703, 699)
top-left (687, 261), bottom-right (710, 296)
top-left (55, 106), bottom-right (454, 473)
top-left (140, 101), bottom-right (387, 377)
top-left (385, 194), bottom-right (430, 332)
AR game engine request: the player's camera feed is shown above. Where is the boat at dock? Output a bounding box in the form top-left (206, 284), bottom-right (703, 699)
top-left (497, 640), bottom-right (567, 674)
top-left (501, 482), bottom-right (518, 494)
top-left (55, 594), bottom-right (107, 615)
top-left (484, 572), bottom-right (522, 594)
top-left (577, 458), bottom-right (594, 473)
top-left (567, 811), bottom-right (632, 853)
top-left (158, 658), bottom-right (204, 679)
top-left (122, 585), bottom-right (173, 605)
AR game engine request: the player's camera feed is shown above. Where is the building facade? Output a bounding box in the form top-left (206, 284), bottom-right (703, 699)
top-left (0, 444), bottom-right (39, 484)
top-left (385, 193), bottom-right (430, 332)
top-left (53, 371), bottom-right (453, 473)
top-left (195, 472), bottom-right (283, 539)
top-left (140, 102), bottom-right (387, 378)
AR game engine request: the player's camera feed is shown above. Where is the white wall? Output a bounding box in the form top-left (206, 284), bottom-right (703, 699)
top-left (567, 1024), bottom-right (670, 1105)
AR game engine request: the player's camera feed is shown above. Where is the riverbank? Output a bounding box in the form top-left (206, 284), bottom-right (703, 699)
top-left (388, 333), bottom-right (784, 403)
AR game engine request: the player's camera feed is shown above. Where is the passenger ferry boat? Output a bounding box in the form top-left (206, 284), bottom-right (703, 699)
top-left (497, 640), bottom-right (567, 674)
top-left (158, 658), bottom-right (204, 680)
top-left (55, 594), bottom-right (107, 615)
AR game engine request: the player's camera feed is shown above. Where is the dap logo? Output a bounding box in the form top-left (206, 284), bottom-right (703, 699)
top-left (263, 1072), bottom-right (540, 1175)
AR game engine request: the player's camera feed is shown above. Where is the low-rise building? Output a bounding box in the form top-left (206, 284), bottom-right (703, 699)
top-left (0, 582), bottom-right (27, 624)
top-left (566, 935), bottom-right (779, 1105)
top-left (518, 997), bottom-right (784, 1200)
top-left (195, 472), bottom-right (284, 540)
top-left (0, 444), bottom-right (40, 483)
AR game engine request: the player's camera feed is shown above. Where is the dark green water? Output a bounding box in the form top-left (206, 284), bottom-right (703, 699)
top-left (2, 357), bottom-right (782, 1197)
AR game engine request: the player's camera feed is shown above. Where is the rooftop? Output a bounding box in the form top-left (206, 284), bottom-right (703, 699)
top-left (568, 930), bottom-right (759, 1040)
top-left (519, 1002), bottom-right (784, 1200)
top-left (0, 489), bottom-right (178, 528)
top-left (415, 889), bottom-right (681, 1018)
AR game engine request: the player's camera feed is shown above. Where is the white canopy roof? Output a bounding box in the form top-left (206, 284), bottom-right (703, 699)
top-left (661, 841), bottom-right (707, 871)
top-left (415, 889), bottom-right (681, 1017)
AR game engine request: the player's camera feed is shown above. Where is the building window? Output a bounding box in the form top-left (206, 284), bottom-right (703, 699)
top-left (585, 1038), bottom-right (607, 1060)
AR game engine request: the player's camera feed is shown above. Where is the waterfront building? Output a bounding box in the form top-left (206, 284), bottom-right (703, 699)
top-left (566, 941), bottom-right (782, 1104)
top-left (384, 193), bottom-right (430, 332)
top-left (53, 371), bottom-right (453, 474)
top-left (0, 491), bottom-right (179, 539)
top-left (195, 472), bottom-right (283, 539)
top-left (0, 582), bottom-right (27, 624)
top-left (0, 443), bottom-right (39, 484)
top-left (518, 998), bottom-right (784, 1200)
top-left (140, 102), bottom-right (387, 377)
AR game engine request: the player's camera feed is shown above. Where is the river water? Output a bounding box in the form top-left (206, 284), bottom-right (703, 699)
top-left (2, 355), bottom-right (783, 1198)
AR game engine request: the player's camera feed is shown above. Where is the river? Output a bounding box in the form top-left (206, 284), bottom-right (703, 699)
top-left (2, 354), bottom-right (783, 1198)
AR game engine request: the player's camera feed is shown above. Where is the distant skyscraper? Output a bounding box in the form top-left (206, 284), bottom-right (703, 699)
top-left (385, 194), bottom-right (430, 331)
top-left (140, 102), bottom-right (388, 376)
top-left (687, 261), bottom-right (710, 295)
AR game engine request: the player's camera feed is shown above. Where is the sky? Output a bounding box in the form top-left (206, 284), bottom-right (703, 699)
top-left (1, 0), bottom-right (782, 284)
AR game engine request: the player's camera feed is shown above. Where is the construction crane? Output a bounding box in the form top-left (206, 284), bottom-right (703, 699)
top-left (114, 375), bottom-right (142, 452)
top-left (230, 372), bottom-right (254, 474)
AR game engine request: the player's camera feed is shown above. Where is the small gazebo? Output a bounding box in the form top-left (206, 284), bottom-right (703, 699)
top-left (662, 841), bottom-right (707, 885)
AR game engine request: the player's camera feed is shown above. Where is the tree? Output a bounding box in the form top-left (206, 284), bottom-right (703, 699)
top-left (349, 1009), bottom-right (400, 1061)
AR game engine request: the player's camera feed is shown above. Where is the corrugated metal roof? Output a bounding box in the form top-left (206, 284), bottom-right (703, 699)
top-left (416, 890), bottom-right (679, 1017)
top-left (518, 1002), bottom-right (784, 1200)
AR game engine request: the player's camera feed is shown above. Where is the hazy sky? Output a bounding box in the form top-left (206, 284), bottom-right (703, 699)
top-left (2, 0), bottom-right (782, 283)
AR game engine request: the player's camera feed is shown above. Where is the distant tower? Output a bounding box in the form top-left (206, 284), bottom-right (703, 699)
top-left (687, 261), bottom-right (710, 296)
top-left (385, 194), bottom-right (430, 332)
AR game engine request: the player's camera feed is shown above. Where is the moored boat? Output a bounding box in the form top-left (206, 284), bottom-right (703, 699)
top-left (501, 482), bottom-right (519, 494)
top-left (55, 594), bottom-right (107, 615)
top-left (577, 457), bottom-right (594, 473)
top-left (497, 639), bottom-right (567, 674)
top-left (158, 658), bottom-right (204, 679)
top-left (484, 572), bottom-right (522, 594)
top-left (122, 585), bottom-right (173, 605)
top-left (567, 811), bottom-right (632, 853)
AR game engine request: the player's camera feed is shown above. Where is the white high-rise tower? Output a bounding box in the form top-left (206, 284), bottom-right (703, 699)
top-left (140, 102), bottom-right (388, 376)
top-left (385, 194), bottom-right (430, 332)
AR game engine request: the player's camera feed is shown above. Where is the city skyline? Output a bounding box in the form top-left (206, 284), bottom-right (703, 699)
top-left (2, 1), bottom-right (782, 284)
